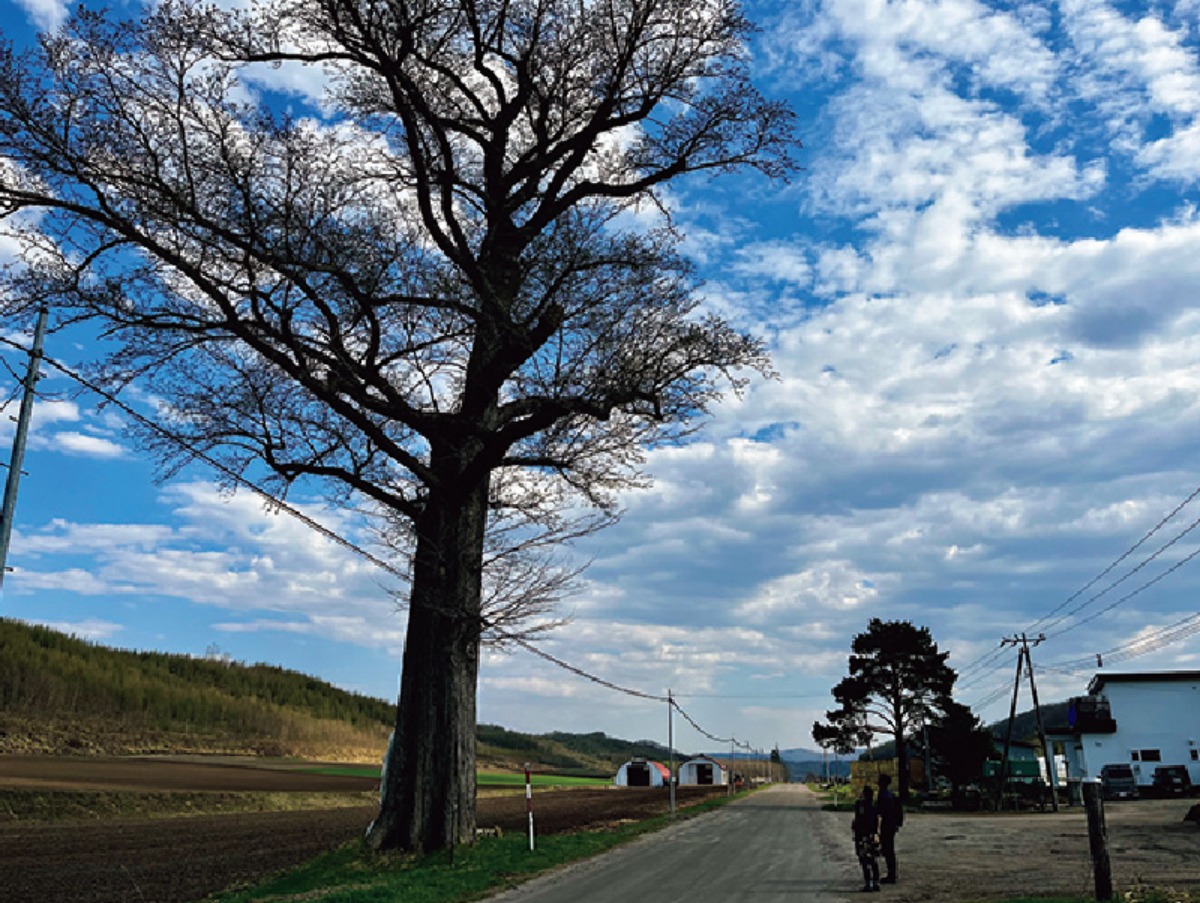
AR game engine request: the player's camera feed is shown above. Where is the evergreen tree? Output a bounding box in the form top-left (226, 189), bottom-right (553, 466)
top-left (816, 619), bottom-right (956, 799)
top-left (928, 700), bottom-right (995, 796)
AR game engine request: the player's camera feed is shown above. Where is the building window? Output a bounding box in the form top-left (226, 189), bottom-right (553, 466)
top-left (1131, 751), bottom-right (1140, 761)
top-left (1191, 750), bottom-right (1198, 762)
top-left (1140, 749), bottom-right (1162, 762)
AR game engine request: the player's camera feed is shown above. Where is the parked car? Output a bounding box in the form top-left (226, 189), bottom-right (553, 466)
top-left (1150, 765), bottom-right (1192, 797)
top-left (1100, 763), bottom-right (1139, 800)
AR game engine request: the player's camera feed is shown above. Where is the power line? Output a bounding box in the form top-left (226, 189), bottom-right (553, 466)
top-left (1046, 610), bottom-right (1200, 674)
top-left (0, 333), bottom-right (411, 584)
top-left (1043, 539), bottom-right (1200, 641)
top-left (508, 636), bottom-right (668, 702)
top-left (0, 333), bottom-right (755, 751)
top-left (1002, 484), bottom-right (1200, 647)
top-left (956, 484), bottom-right (1200, 699)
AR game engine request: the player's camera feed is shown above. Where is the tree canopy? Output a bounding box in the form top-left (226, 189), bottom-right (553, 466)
top-left (0, 0), bottom-right (796, 852)
top-left (927, 699), bottom-right (995, 794)
top-left (815, 618), bottom-right (956, 799)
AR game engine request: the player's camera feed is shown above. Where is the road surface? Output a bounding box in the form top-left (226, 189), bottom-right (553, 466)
top-left (486, 783), bottom-right (861, 903)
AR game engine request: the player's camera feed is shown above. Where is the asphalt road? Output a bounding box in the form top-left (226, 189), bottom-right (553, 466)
top-left (486, 783), bottom-right (861, 903)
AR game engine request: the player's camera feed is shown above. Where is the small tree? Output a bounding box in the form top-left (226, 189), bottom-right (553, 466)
top-left (816, 619), bottom-right (956, 800)
top-left (0, 0), bottom-right (795, 852)
top-left (927, 699), bottom-right (995, 800)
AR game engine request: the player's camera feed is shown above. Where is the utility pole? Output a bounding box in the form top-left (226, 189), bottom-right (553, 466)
top-left (1025, 640), bottom-right (1059, 811)
top-left (0, 307), bottom-right (48, 591)
top-left (995, 633), bottom-right (1058, 812)
top-left (997, 640), bottom-right (1025, 811)
top-left (728, 736), bottom-right (735, 796)
top-left (667, 690), bottom-right (675, 815)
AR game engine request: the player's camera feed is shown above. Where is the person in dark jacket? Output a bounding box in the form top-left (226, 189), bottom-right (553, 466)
top-left (877, 774), bottom-right (901, 884)
top-left (852, 785), bottom-right (881, 892)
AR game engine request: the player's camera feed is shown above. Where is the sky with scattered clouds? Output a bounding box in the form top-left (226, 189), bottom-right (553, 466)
top-left (3, 0), bottom-right (1200, 756)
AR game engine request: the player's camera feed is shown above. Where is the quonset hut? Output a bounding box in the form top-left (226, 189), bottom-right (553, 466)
top-left (613, 758), bottom-right (671, 787)
top-left (678, 755), bottom-right (727, 786)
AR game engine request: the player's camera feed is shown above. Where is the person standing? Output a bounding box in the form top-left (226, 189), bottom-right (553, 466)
top-left (877, 773), bottom-right (902, 884)
top-left (852, 785), bottom-right (881, 892)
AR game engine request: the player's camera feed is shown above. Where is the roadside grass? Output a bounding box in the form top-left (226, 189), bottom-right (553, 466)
top-left (207, 794), bottom-right (741, 903)
top-left (805, 781), bottom-right (854, 812)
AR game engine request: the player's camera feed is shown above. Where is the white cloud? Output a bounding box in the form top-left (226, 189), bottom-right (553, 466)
top-left (11, 0), bottom-right (67, 31)
top-left (1062, 0), bottom-right (1200, 179)
top-left (52, 431), bottom-right (126, 458)
top-left (10, 0), bottom-right (1200, 749)
top-left (8, 482), bottom-right (401, 644)
top-left (18, 617), bottom-right (124, 642)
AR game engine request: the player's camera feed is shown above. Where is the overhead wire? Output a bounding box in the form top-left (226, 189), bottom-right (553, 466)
top-left (1024, 483), bottom-right (1200, 636)
top-left (0, 332), bottom-right (753, 751)
top-left (0, 332), bottom-right (411, 584)
top-left (957, 479), bottom-right (1200, 710)
top-left (1042, 538), bottom-right (1200, 640)
top-left (1036, 510), bottom-right (1200, 639)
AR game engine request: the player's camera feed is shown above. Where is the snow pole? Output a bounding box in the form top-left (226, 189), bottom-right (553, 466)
top-left (525, 764), bottom-right (535, 851)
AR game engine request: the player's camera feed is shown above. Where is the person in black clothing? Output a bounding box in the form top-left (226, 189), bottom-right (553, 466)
top-left (876, 774), bottom-right (901, 884)
top-left (852, 785), bottom-right (881, 892)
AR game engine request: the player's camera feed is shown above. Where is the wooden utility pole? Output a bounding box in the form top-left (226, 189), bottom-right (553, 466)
top-left (1024, 641), bottom-right (1059, 811)
top-left (667, 690), bottom-right (675, 815)
top-left (997, 641), bottom-right (1025, 810)
top-left (0, 307), bottom-right (48, 592)
top-left (995, 633), bottom-right (1058, 811)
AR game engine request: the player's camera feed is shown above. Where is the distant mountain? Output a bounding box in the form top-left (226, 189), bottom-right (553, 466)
top-left (854, 701), bottom-right (1075, 761)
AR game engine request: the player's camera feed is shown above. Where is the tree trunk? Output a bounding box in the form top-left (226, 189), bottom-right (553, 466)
top-left (365, 481), bottom-right (488, 852)
top-left (896, 726), bottom-right (909, 801)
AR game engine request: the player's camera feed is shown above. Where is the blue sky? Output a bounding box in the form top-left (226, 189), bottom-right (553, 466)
top-left (3, 0), bottom-right (1200, 755)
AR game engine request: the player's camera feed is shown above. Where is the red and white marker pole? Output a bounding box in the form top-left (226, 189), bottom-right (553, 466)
top-left (525, 764), bottom-right (535, 851)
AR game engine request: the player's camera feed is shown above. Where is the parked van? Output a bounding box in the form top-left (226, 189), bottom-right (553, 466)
top-left (1150, 765), bottom-right (1192, 797)
top-left (1100, 763), bottom-right (1139, 800)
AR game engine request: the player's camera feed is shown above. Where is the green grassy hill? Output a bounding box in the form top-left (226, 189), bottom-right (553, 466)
top-left (0, 619), bottom-right (681, 771)
top-left (0, 618), bottom-right (393, 760)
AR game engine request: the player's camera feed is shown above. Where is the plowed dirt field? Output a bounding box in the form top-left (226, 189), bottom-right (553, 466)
top-left (0, 755), bottom-right (728, 903)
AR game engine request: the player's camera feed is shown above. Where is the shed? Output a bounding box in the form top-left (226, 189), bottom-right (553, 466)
top-left (613, 758), bottom-right (671, 787)
top-left (678, 756), bottom-right (727, 786)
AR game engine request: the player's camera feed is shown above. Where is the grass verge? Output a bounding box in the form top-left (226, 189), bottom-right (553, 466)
top-left (207, 793), bottom-right (741, 903)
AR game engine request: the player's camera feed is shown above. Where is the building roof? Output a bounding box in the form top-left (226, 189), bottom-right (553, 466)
top-left (1088, 671), bottom-right (1200, 694)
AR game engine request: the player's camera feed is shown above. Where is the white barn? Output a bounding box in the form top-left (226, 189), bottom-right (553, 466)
top-left (1048, 671), bottom-right (1200, 789)
top-left (678, 755), bottom-right (727, 786)
top-left (613, 758), bottom-right (670, 787)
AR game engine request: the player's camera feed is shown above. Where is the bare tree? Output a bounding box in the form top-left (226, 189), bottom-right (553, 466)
top-left (0, 0), bottom-right (796, 852)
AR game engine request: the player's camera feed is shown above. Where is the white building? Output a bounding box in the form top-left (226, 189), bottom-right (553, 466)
top-left (677, 756), bottom-right (727, 786)
top-left (1048, 671), bottom-right (1200, 789)
top-left (613, 759), bottom-right (670, 787)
